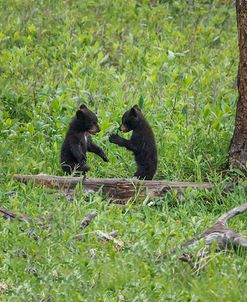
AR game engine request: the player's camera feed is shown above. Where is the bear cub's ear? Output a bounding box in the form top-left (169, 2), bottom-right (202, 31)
top-left (133, 105), bottom-right (141, 111)
top-left (76, 110), bottom-right (84, 119)
top-left (79, 104), bottom-right (88, 111)
top-left (130, 105), bottom-right (141, 117)
top-left (76, 104), bottom-right (88, 119)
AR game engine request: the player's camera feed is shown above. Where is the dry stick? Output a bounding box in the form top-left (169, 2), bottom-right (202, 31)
top-left (13, 174), bottom-right (219, 201)
top-left (108, 230), bottom-right (118, 238)
top-left (165, 203), bottom-right (247, 272)
top-left (95, 230), bottom-right (124, 250)
top-left (80, 211), bottom-right (97, 229)
top-left (0, 207), bottom-right (30, 222)
top-left (62, 188), bottom-right (76, 203)
top-left (182, 203), bottom-right (247, 251)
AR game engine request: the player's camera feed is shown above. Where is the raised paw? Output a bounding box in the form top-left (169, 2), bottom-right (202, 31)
top-left (109, 133), bottom-right (121, 144)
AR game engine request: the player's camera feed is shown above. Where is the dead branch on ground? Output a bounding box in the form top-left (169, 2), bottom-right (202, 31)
top-left (95, 230), bottom-right (124, 250)
top-left (164, 203), bottom-right (247, 273)
top-left (0, 207), bottom-right (30, 222)
top-left (80, 211), bottom-right (97, 229)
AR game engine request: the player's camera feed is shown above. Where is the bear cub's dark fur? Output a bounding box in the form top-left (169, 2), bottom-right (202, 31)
top-left (109, 105), bottom-right (157, 180)
top-left (61, 104), bottom-right (108, 174)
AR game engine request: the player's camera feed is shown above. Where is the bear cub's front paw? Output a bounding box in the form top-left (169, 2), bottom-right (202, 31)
top-left (109, 134), bottom-right (121, 144)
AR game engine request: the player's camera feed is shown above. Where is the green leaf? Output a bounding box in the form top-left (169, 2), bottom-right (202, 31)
top-left (138, 96), bottom-right (145, 109)
top-left (27, 123), bottom-right (35, 135)
top-left (203, 104), bottom-right (211, 119)
top-left (5, 118), bottom-right (12, 127)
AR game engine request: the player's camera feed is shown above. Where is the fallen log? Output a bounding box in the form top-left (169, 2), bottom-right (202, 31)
top-left (0, 207), bottom-right (30, 222)
top-left (164, 203), bottom-right (247, 273)
top-left (13, 174), bottom-right (216, 201)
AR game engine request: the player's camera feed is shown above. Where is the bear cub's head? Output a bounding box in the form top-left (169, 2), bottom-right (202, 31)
top-left (120, 105), bottom-right (144, 132)
top-left (75, 104), bottom-right (100, 134)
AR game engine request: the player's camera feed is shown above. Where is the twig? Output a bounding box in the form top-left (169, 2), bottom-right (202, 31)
top-left (0, 207), bottom-right (30, 222)
top-left (80, 211), bottom-right (97, 229)
top-left (95, 230), bottom-right (124, 250)
top-left (62, 188), bottom-right (76, 203)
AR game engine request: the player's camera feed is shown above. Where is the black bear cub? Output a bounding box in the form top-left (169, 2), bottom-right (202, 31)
top-left (109, 105), bottom-right (157, 180)
top-left (61, 104), bottom-right (108, 174)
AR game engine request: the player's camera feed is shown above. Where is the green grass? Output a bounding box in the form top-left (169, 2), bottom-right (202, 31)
top-left (0, 0), bottom-right (246, 301)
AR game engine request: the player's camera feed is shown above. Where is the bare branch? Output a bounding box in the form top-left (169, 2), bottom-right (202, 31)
top-left (95, 230), bottom-right (124, 250)
top-left (163, 203), bottom-right (247, 271)
top-left (0, 207), bottom-right (30, 222)
top-left (216, 203), bottom-right (247, 224)
top-left (80, 211), bottom-right (97, 229)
